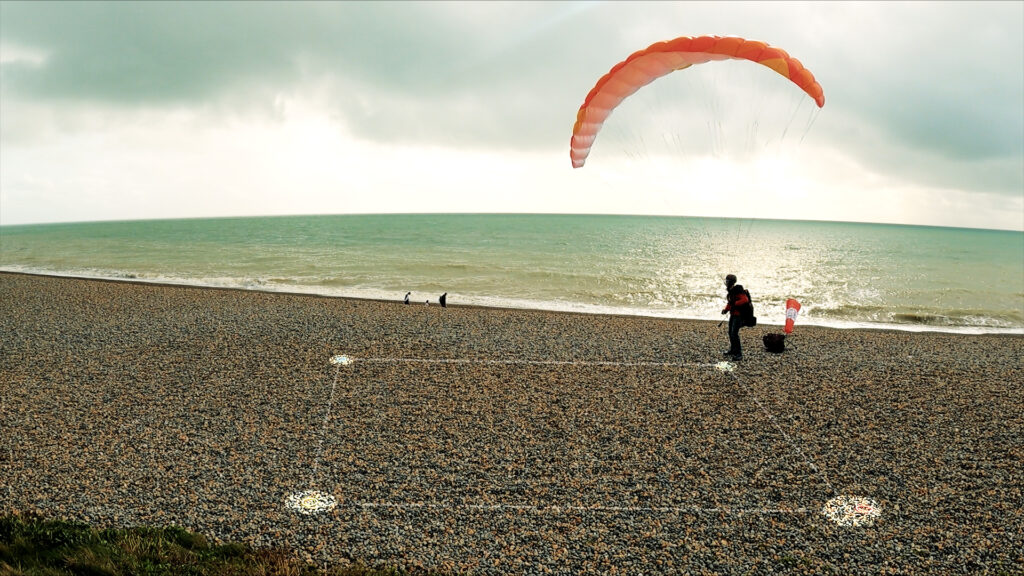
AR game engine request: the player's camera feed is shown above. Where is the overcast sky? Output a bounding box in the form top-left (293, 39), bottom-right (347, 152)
top-left (1, 1), bottom-right (1021, 230)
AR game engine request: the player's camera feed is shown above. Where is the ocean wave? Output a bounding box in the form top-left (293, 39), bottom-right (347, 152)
top-left (3, 265), bottom-right (1021, 335)
top-left (812, 302), bottom-right (1022, 332)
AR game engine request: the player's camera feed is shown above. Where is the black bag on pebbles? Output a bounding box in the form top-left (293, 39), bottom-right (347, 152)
top-left (763, 333), bottom-right (786, 353)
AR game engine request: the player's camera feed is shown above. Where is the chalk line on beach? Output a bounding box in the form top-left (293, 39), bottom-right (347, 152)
top-left (285, 355), bottom-right (352, 515)
top-left (719, 371), bottom-right (881, 526)
top-left (308, 359), bottom-right (344, 484)
top-left (724, 371), bottom-right (837, 495)
top-left (357, 501), bottom-right (810, 516)
top-left (287, 353), bottom-right (876, 525)
top-left (351, 357), bottom-right (721, 369)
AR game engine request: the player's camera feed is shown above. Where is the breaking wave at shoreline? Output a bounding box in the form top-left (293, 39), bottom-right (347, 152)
top-left (3, 265), bottom-right (1020, 335)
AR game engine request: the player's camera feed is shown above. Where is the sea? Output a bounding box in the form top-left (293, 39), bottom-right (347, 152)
top-left (1, 214), bottom-right (1021, 334)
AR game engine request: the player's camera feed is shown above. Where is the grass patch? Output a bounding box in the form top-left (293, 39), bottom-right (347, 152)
top-left (0, 512), bottom-right (439, 575)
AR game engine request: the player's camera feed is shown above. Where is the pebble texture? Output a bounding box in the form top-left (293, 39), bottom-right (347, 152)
top-left (1, 272), bottom-right (1021, 575)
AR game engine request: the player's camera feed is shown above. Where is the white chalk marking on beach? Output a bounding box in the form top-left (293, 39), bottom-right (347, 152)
top-left (352, 355), bottom-right (835, 497)
top-left (0, 384), bottom-right (12, 501)
top-left (324, 353), bottom-right (852, 522)
top-left (725, 371), bottom-right (836, 495)
top-left (307, 360), bottom-right (343, 482)
top-left (286, 490), bottom-right (337, 515)
top-left (347, 356), bottom-right (718, 369)
top-left (357, 501), bottom-right (808, 516)
top-left (288, 356), bottom-right (347, 515)
top-left (330, 354), bottom-right (352, 366)
top-left (822, 495), bottom-right (881, 527)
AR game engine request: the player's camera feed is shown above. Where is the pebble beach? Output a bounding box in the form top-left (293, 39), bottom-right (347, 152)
top-left (1, 271), bottom-right (1021, 574)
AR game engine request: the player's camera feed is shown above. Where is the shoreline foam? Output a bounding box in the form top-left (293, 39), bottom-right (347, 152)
top-left (3, 269), bottom-right (1020, 336)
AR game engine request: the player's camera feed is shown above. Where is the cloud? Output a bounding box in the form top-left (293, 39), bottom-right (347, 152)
top-left (1, 2), bottom-right (589, 148)
top-left (1, 1), bottom-right (1021, 228)
top-left (804, 2), bottom-right (1023, 196)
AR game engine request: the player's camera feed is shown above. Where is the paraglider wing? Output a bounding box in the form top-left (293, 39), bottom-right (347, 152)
top-left (570, 35), bottom-right (825, 168)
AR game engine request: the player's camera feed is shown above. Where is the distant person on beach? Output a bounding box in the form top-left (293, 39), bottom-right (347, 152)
top-left (404, 292), bottom-right (411, 305)
top-left (439, 293), bottom-right (447, 308)
top-left (721, 274), bottom-right (752, 360)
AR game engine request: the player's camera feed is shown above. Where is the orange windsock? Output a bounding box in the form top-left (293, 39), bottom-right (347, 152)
top-left (784, 299), bottom-right (801, 334)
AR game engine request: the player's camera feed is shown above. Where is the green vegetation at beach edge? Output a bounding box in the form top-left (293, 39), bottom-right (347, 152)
top-left (0, 513), bottom-right (441, 576)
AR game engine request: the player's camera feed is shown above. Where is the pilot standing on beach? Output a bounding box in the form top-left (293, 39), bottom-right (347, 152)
top-left (721, 274), bottom-right (751, 360)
